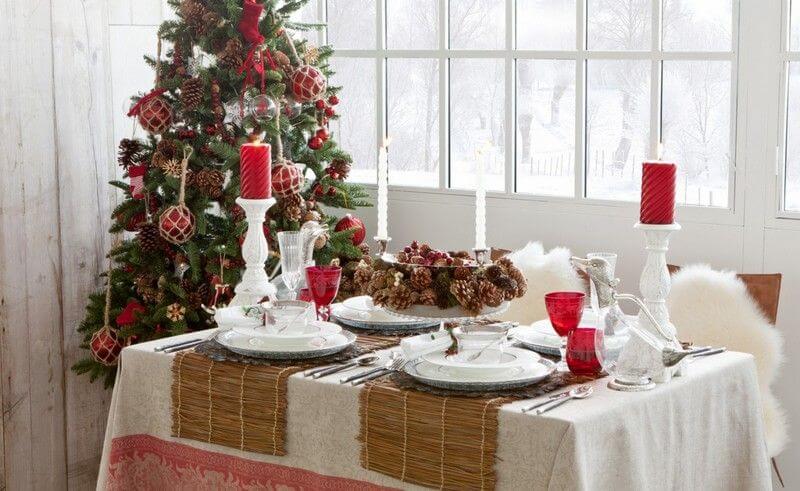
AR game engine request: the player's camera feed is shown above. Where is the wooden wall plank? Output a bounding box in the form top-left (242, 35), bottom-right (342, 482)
top-left (50, 0), bottom-right (117, 489)
top-left (0, 0), bottom-right (68, 489)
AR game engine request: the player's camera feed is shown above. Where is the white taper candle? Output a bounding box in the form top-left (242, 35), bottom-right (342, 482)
top-left (475, 145), bottom-right (487, 250)
top-left (376, 138), bottom-right (391, 241)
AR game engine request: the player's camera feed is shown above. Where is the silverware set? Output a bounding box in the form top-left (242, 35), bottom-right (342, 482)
top-left (155, 338), bottom-right (205, 353)
top-left (303, 354), bottom-right (381, 379)
top-left (522, 385), bottom-right (594, 415)
top-left (340, 352), bottom-right (407, 386)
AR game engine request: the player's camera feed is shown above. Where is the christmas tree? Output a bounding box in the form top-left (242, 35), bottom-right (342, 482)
top-left (73, 0), bottom-right (371, 386)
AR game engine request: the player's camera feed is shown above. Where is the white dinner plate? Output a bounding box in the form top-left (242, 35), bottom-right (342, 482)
top-left (421, 347), bottom-right (540, 377)
top-left (232, 320), bottom-right (342, 346)
top-left (215, 328), bottom-right (356, 359)
top-left (405, 356), bottom-right (555, 391)
top-left (331, 296), bottom-right (439, 331)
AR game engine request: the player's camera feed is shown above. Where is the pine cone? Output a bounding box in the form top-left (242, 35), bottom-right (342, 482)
top-left (418, 288), bottom-right (437, 306)
top-left (506, 264), bottom-right (527, 297)
top-left (387, 284), bottom-right (414, 311)
top-left (358, 243), bottom-right (371, 256)
top-left (179, 0), bottom-right (208, 33)
top-left (218, 38), bottom-right (244, 68)
top-left (367, 270), bottom-right (388, 295)
top-left (284, 205), bottom-right (302, 222)
top-left (492, 274), bottom-right (518, 293)
top-left (453, 266), bottom-right (473, 281)
top-left (353, 266), bottom-right (373, 292)
top-left (194, 168), bottom-right (224, 199)
top-left (450, 279), bottom-right (482, 314)
top-left (372, 288), bottom-right (391, 307)
top-left (410, 267), bottom-right (432, 291)
top-left (485, 264), bottom-right (504, 282)
top-left (476, 280), bottom-right (504, 307)
top-left (303, 210), bottom-right (321, 223)
top-left (118, 139), bottom-right (142, 169)
top-left (180, 77), bottom-right (204, 110)
top-left (229, 204), bottom-right (245, 222)
top-left (330, 159), bottom-right (351, 179)
top-left (137, 223), bottom-right (164, 253)
top-left (273, 50), bottom-right (292, 71)
top-left (201, 10), bottom-right (221, 32)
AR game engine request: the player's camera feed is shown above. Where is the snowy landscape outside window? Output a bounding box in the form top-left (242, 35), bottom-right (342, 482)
top-left (299, 0), bottom-right (737, 208)
top-left (783, 0), bottom-right (800, 212)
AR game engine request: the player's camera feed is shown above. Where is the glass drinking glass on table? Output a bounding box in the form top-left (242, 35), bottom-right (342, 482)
top-left (545, 291), bottom-right (586, 371)
top-left (586, 252), bottom-right (617, 313)
top-left (566, 327), bottom-right (603, 376)
top-left (278, 231), bottom-right (304, 300)
top-left (305, 265), bottom-right (342, 321)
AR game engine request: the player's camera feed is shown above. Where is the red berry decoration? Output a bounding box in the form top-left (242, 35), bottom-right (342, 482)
top-left (335, 214), bottom-right (367, 246)
top-left (159, 204), bottom-right (196, 245)
top-left (308, 136), bottom-right (323, 150)
top-left (324, 106), bottom-right (335, 117)
top-left (315, 127), bottom-right (329, 141)
top-left (290, 65), bottom-right (328, 102)
top-left (315, 100), bottom-right (326, 109)
top-left (328, 95), bottom-right (339, 105)
top-left (313, 184), bottom-right (324, 196)
top-left (271, 160), bottom-right (305, 197)
top-left (178, 128), bottom-right (196, 140)
top-left (203, 124), bottom-right (218, 135)
top-left (90, 326), bottom-right (123, 366)
top-left (137, 95), bottom-right (173, 134)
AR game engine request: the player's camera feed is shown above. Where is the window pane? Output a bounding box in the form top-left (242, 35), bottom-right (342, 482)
top-left (450, 0), bottom-right (504, 49)
top-left (663, 0), bottom-right (732, 51)
top-left (793, 0), bottom-right (800, 51)
top-left (387, 59), bottom-right (439, 186)
top-left (450, 59), bottom-right (505, 191)
top-left (786, 63), bottom-right (800, 211)
top-left (329, 58), bottom-right (376, 184)
top-left (587, 0), bottom-right (651, 51)
top-left (516, 0), bottom-right (576, 50)
top-left (516, 60), bottom-right (576, 197)
top-left (387, 0), bottom-right (439, 49)
top-left (662, 61), bottom-right (731, 208)
top-left (585, 60), bottom-right (651, 201)
top-left (327, 0), bottom-right (375, 49)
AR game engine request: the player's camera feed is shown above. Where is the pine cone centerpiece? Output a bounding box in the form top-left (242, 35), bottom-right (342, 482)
top-left (137, 223), bottom-right (164, 253)
top-left (194, 168), bottom-right (224, 198)
top-left (218, 38), bottom-right (244, 68)
top-left (180, 77), bottom-right (204, 110)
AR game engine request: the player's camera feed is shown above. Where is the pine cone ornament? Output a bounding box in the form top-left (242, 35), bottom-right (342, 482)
top-left (329, 159), bottom-right (351, 180)
top-left (410, 267), bottom-right (433, 291)
top-left (194, 168), bottom-right (224, 198)
top-left (180, 77), bottom-right (204, 110)
top-left (179, 0), bottom-right (208, 33)
top-left (387, 284), bottom-right (414, 311)
top-left (218, 38), bottom-right (244, 68)
top-left (229, 204), bottom-right (245, 222)
top-left (201, 10), bottom-right (221, 32)
top-left (273, 50), bottom-right (292, 71)
top-left (450, 279), bottom-right (482, 314)
top-left (118, 139), bottom-right (143, 169)
top-left (137, 222), bottom-right (164, 253)
top-left (166, 302), bottom-right (186, 322)
top-left (453, 267), bottom-right (473, 281)
top-left (284, 205), bottom-right (302, 222)
top-left (476, 280), bottom-right (504, 308)
top-left (358, 243), bottom-right (371, 256)
top-left (418, 288), bottom-right (437, 306)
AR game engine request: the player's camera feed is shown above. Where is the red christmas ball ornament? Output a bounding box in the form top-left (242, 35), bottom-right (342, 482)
top-left (290, 65), bottom-right (328, 103)
top-left (315, 99), bottom-right (326, 110)
top-left (308, 136), bottom-right (323, 150)
top-left (315, 127), bottom-right (329, 141)
top-left (137, 96), bottom-right (173, 134)
top-left (335, 214), bottom-right (367, 246)
top-left (328, 95), bottom-right (339, 106)
top-left (159, 204), bottom-right (196, 245)
top-left (90, 326), bottom-right (123, 366)
top-left (313, 184), bottom-right (324, 196)
top-left (178, 128), bottom-right (197, 140)
top-left (271, 160), bottom-right (305, 197)
top-left (324, 106), bottom-right (335, 117)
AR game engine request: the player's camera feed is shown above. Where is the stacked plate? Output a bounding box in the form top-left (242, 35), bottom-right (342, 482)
top-left (404, 347), bottom-right (555, 391)
top-left (511, 309), bottom-right (633, 356)
top-left (215, 321), bottom-right (356, 359)
top-left (331, 296), bottom-right (439, 331)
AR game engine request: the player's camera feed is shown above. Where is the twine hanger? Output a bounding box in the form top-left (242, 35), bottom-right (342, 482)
top-left (178, 145), bottom-right (194, 204)
top-left (155, 35), bottom-right (163, 86)
top-left (103, 237), bottom-right (122, 330)
top-left (282, 28), bottom-right (303, 65)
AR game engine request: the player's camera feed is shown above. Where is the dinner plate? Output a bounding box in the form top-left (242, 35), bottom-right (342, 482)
top-left (421, 347), bottom-right (540, 377)
top-left (383, 302), bottom-right (510, 321)
top-left (404, 357), bottom-right (555, 391)
top-left (215, 329), bottom-right (356, 359)
top-left (511, 310), bottom-right (635, 356)
top-left (331, 296), bottom-right (439, 331)
top-left (232, 321), bottom-right (342, 346)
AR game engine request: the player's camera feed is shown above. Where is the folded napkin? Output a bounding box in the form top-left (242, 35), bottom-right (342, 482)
top-left (400, 330), bottom-right (453, 360)
top-left (214, 305), bottom-right (265, 328)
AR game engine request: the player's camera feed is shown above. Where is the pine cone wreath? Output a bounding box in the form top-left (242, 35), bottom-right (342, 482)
top-left (180, 77), bottom-right (204, 111)
top-left (194, 168), bottom-right (224, 199)
top-left (476, 280), bottom-right (504, 308)
top-left (409, 267), bottom-right (432, 291)
top-left (218, 38), bottom-right (244, 68)
top-left (387, 284), bottom-right (414, 311)
top-left (137, 223), bottom-right (164, 253)
top-left (118, 139), bottom-right (142, 169)
top-left (418, 288), bottom-right (437, 306)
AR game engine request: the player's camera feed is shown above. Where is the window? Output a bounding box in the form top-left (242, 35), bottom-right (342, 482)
top-left (782, 0), bottom-right (800, 212)
top-left (324, 0), bottom-right (736, 209)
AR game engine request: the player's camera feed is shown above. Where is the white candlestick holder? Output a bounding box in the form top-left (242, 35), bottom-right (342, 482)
top-left (230, 197), bottom-right (277, 306)
top-left (633, 221), bottom-right (683, 382)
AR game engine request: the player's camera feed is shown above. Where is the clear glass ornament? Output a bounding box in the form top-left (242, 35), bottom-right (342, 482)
top-left (249, 94), bottom-right (277, 122)
top-left (284, 98), bottom-right (303, 118)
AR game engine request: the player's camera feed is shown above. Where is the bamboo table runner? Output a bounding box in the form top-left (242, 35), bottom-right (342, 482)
top-left (171, 334), bottom-right (399, 456)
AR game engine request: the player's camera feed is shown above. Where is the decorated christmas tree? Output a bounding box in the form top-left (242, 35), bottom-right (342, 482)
top-left (73, 0), bottom-right (371, 386)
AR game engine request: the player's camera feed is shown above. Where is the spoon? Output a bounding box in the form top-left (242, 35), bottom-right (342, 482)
top-left (311, 354), bottom-right (381, 379)
top-left (532, 385), bottom-right (594, 415)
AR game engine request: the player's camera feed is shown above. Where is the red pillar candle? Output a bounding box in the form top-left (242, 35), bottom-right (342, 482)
top-left (239, 138), bottom-right (271, 199)
top-left (640, 161), bottom-right (677, 224)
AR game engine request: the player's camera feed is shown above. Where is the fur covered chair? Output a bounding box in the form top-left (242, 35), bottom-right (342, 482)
top-left (668, 264), bottom-right (787, 460)
top-left (501, 242), bottom-right (585, 325)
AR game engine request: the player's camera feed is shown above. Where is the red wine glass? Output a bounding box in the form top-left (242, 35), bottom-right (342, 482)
top-left (566, 327), bottom-right (603, 376)
top-left (545, 291), bottom-right (586, 371)
top-left (305, 266), bottom-right (342, 321)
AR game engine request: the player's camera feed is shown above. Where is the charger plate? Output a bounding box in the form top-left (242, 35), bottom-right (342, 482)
top-left (404, 357), bottom-right (555, 391)
top-left (331, 296), bottom-right (439, 332)
top-left (215, 329), bottom-right (356, 360)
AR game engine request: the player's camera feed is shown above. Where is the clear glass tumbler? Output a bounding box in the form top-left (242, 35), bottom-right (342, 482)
top-left (278, 231), bottom-right (304, 300)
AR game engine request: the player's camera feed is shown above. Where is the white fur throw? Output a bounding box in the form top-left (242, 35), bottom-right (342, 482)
top-left (502, 242), bottom-right (584, 325)
top-left (668, 264), bottom-right (787, 457)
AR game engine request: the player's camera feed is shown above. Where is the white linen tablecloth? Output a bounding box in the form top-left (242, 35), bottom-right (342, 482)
top-left (97, 329), bottom-right (771, 490)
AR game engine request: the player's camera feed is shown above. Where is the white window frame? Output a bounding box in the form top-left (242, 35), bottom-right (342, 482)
top-left (775, 0), bottom-right (800, 222)
top-left (320, 0), bottom-right (743, 226)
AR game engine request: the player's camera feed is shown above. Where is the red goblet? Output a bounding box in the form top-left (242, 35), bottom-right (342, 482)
top-left (545, 291), bottom-right (586, 371)
top-left (305, 266), bottom-right (342, 321)
top-left (566, 327), bottom-right (603, 376)
top-left (298, 288), bottom-right (313, 303)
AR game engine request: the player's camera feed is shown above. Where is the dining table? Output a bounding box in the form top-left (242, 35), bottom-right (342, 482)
top-left (97, 327), bottom-right (772, 490)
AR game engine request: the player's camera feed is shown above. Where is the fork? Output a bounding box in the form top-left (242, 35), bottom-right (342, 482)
top-left (348, 357), bottom-right (407, 386)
